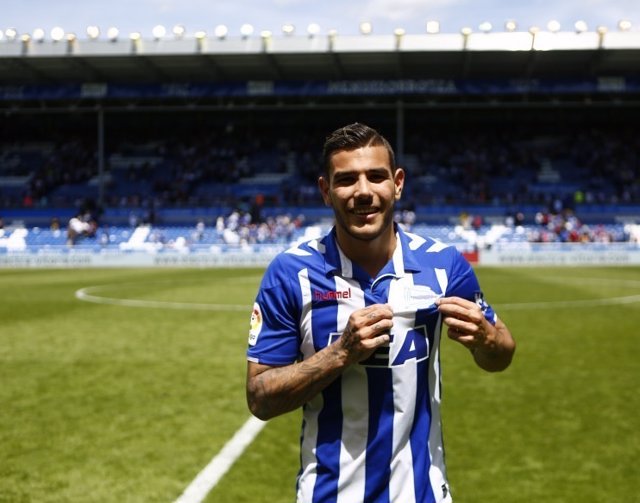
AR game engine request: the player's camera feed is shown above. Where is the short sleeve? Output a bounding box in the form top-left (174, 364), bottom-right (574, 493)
top-left (446, 250), bottom-right (497, 325)
top-left (246, 265), bottom-right (301, 365)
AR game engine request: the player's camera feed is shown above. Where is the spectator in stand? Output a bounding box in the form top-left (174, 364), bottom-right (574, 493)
top-left (66, 212), bottom-right (96, 246)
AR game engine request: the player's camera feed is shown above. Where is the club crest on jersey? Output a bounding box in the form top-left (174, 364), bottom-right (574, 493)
top-left (248, 302), bottom-right (263, 346)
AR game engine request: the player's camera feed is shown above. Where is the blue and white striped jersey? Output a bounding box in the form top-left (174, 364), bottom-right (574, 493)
top-left (247, 225), bottom-right (497, 503)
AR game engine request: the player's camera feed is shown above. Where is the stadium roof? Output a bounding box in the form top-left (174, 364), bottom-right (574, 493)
top-left (1, 30), bottom-right (640, 85)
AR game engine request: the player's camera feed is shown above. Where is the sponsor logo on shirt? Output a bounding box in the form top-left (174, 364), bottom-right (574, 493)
top-left (313, 288), bottom-right (352, 301)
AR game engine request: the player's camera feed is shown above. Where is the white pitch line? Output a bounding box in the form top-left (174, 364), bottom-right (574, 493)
top-left (75, 287), bottom-right (250, 312)
top-left (496, 293), bottom-right (640, 310)
top-left (173, 416), bottom-right (266, 503)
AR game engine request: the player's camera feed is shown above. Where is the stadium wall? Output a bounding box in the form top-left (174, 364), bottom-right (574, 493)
top-left (2, 244), bottom-right (640, 268)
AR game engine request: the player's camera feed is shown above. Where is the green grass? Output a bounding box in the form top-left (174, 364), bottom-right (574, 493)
top-left (1, 267), bottom-right (639, 502)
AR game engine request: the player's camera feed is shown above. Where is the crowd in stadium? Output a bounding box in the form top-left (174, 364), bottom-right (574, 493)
top-left (1, 121), bottom-right (639, 247)
top-left (1, 123), bottom-right (639, 211)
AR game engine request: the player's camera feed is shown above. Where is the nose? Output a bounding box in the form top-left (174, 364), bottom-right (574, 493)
top-left (354, 174), bottom-right (373, 199)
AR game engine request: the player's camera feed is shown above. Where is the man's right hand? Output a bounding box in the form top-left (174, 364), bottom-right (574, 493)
top-left (336, 303), bottom-right (394, 364)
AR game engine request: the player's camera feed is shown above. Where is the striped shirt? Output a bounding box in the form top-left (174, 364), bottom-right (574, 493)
top-left (247, 225), bottom-right (497, 503)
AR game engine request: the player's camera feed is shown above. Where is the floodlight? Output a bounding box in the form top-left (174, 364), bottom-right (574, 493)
top-left (596, 25), bottom-right (608, 35)
top-left (282, 23), bottom-right (295, 36)
top-left (505, 20), bottom-right (517, 32)
top-left (107, 27), bottom-right (119, 41)
top-left (307, 23), bottom-right (321, 37)
top-left (21, 33), bottom-right (31, 43)
top-left (618, 19), bottom-right (632, 31)
top-left (240, 23), bottom-right (254, 38)
top-left (214, 24), bottom-right (228, 39)
top-left (50, 26), bottom-right (65, 42)
top-left (194, 30), bottom-right (207, 40)
top-left (460, 27), bottom-right (473, 36)
top-left (547, 20), bottom-right (561, 33)
top-left (574, 20), bottom-right (588, 33)
top-left (528, 26), bottom-right (540, 35)
top-left (359, 21), bottom-right (373, 35)
top-left (86, 25), bottom-right (100, 39)
top-left (152, 25), bottom-right (166, 40)
top-left (426, 20), bottom-right (440, 34)
top-left (129, 32), bottom-right (141, 42)
top-left (172, 24), bottom-right (186, 39)
top-left (0, 30), bottom-right (4, 41)
top-left (260, 30), bottom-right (272, 39)
top-left (478, 21), bottom-right (492, 33)
top-left (32, 28), bottom-right (45, 42)
top-left (5, 28), bottom-right (18, 41)
top-left (66, 33), bottom-right (77, 42)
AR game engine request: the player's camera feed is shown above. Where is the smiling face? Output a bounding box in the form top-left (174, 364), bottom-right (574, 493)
top-left (319, 145), bottom-right (405, 253)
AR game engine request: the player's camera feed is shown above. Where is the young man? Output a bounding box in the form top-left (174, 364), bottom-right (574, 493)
top-left (246, 123), bottom-right (515, 503)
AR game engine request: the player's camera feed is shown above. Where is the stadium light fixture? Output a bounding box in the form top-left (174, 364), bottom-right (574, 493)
top-left (574, 20), bottom-right (588, 33)
top-left (282, 23), bottom-right (295, 36)
top-left (50, 26), bottom-right (65, 42)
top-left (66, 32), bottom-right (77, 51)
top-left (597, 25), bottom-right (608, 48)
top-left (21, 33), bottom-right (31, 43)
top-left (5, 28), bottom-right (18, 41)
top-left (547, 20), bottom-right (561, 33)
top-left (478, 21), bottom-right (492, 33)
top-left (394, 27), bottom-right (405, 49)
top-left (307, 23), bottom-right (321, 37)
top-left (505, 20), bottom-right (518, 32)
top-left (240, 23), bottom-right (254, 38)
top-left (107, 27), bottom-right (119, 41)
top-left (528, 25), bottom-right (540, 35)
top-left (0, 30), bottom-right (4, 41)
top-left (152, 25), bottom-right (167, 40)
top-left (172, 24), bottom-right (186, 39)
top-left (618, 19), bottom-right (632, 31)
top-left (359, 21), bottom-right (373, 35)
top-left (214, 24), bottom-right (228, 39)
top-left (260, 30), bottom-right (272, 51)
top-left (86, 25), bottom-right (100, 40)
top-left (426, 20), bottom-right (440, 34)
top-left (461, 26), bottom-right (472, 49)
top-left (194, 30), bottom-right (207, 40)
top-left (32, 28), bottom-right (45, 42)
top-left (129, 32), bottom-right (141, 41)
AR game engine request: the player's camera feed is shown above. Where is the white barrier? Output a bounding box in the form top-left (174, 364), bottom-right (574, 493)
top-left (480, 242), bottom-right (640, 266)
top-left (2, 242), bottom-right (640, 268)
top-left (0, 249), bottom-right (282, 268)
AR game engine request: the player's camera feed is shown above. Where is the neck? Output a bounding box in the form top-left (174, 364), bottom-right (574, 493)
top-left (336, 226), bottom-right (397, 278)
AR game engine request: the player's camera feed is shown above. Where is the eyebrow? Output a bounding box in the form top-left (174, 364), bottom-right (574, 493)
top-left (333, 167), bottom-right (391, 178)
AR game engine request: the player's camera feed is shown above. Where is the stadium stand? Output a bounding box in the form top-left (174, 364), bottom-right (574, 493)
top-left (1, 27), bottom-right (639, 260)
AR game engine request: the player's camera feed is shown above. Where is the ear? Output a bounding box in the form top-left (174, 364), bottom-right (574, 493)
top-left (394, 168), bottom-right (405, 201)
top-left (318, 176), bottom-right (332, 206)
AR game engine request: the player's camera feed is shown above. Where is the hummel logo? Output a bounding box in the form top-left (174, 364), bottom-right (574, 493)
top-left (313, 288), bottom-right (352, 301)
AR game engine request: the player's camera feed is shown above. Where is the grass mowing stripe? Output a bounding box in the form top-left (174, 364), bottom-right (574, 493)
top-left (173, 417), bottom-right (266, 503)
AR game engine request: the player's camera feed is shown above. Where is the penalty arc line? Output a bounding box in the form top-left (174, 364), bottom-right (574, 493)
top-left (173, 416), bottom-right (266, 503)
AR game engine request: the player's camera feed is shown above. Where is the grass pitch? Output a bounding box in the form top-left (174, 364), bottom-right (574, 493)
top-left (1, 266), bottom-right (638, 502)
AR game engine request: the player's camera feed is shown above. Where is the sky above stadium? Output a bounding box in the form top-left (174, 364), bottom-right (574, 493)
top-left (4, 0), bottom-right (639, 40)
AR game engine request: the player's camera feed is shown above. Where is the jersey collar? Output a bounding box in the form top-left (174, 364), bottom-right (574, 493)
top-left (323, 224), bottom-right (422, 280)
